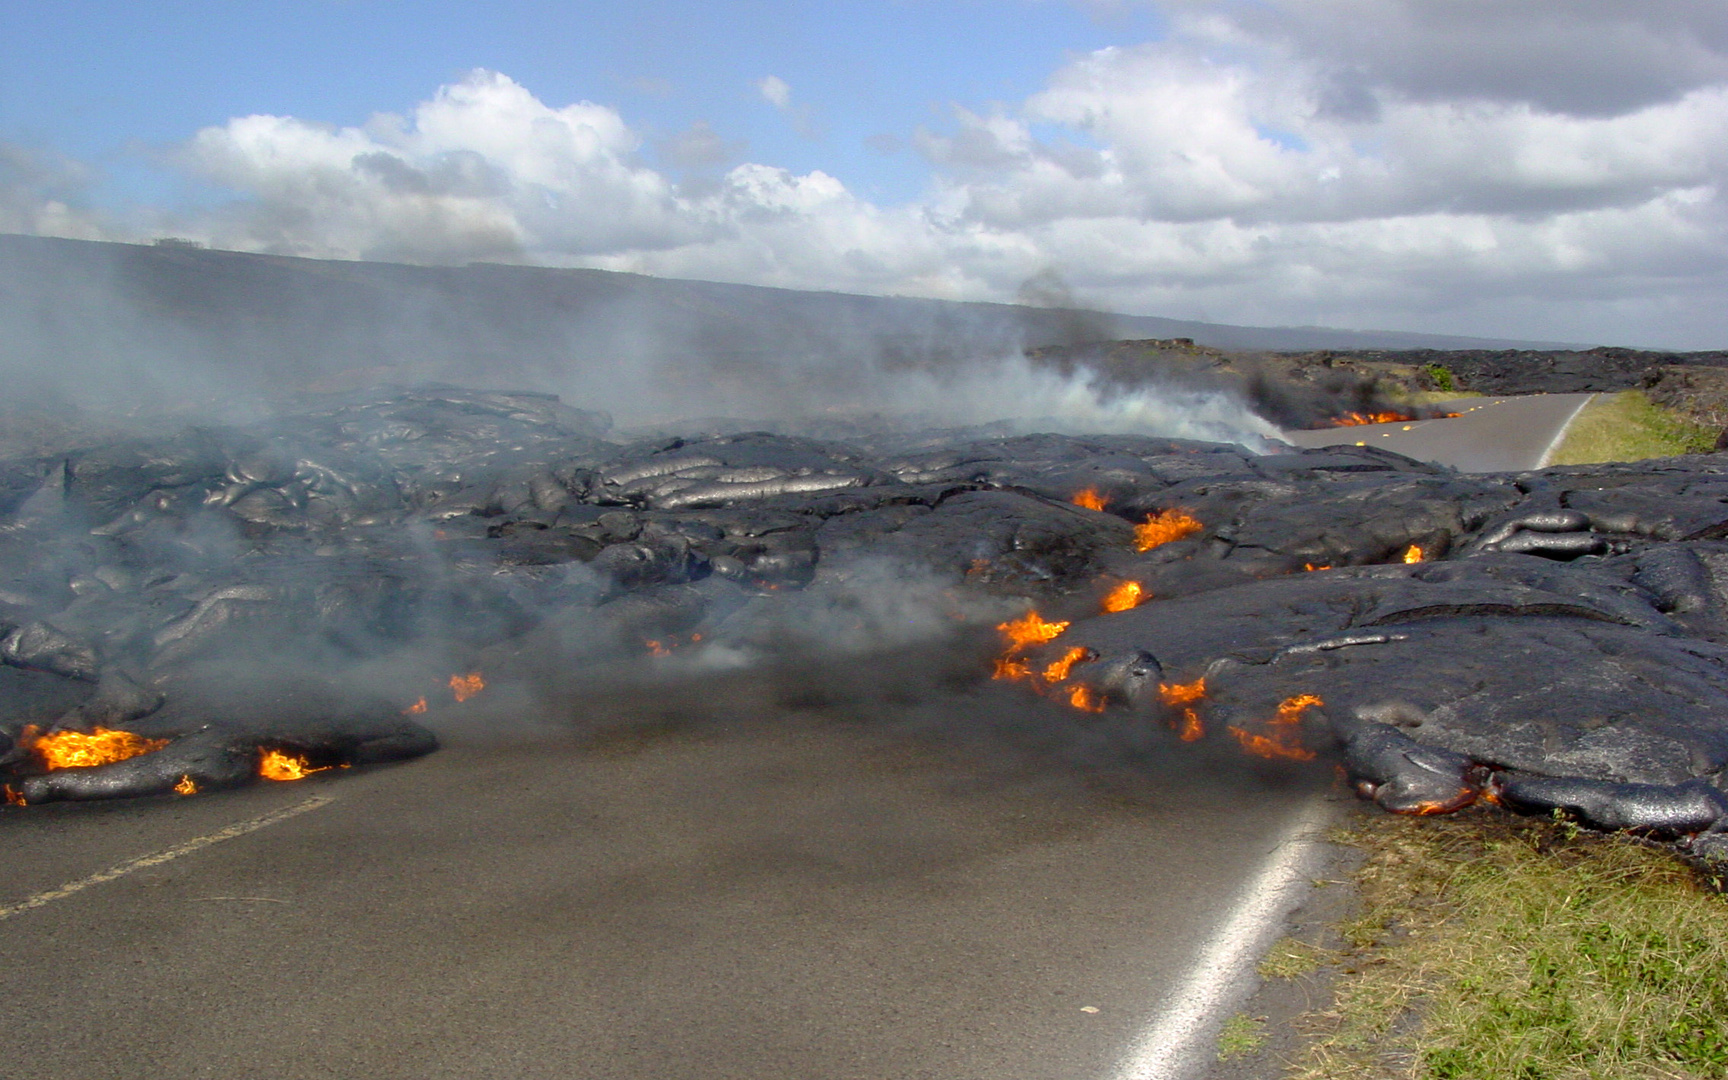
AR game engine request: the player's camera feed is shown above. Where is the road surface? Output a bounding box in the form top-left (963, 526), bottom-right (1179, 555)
top-left (1282, 393), bottom-right (1595, 472)
top-left (1, 688), bottom-right (1334, 1080)
top-left (0, 396), bottom-right (1593, 1079)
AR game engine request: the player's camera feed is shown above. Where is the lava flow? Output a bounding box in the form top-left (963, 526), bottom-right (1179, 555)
top-left (1066, 684), bottom-right (1105, 713)
top-left (1133, 509), bottom-right (1202, 552)
top-left (1102, 580), bottom-right (1146, 613)
top-left (1403, 544), bottom-right (1425, 563)
top-left (31, 727), bottom-right (170, 770)
top-left (258, 749), bottom-right (337, 782)
top-left (991, 613), bottom-right (1108, 714)
top-left (1071, 487), bottom-right (1107, 511)
top-left (1228, 694), bottom-right (1321, 761)
top-left (1327, 410), bottom-right (1413, 427)
top-left (1042, 645), bottom-right (1093, 683)
top-left (1158, 678), bottom-right (1207, 741)
top-left (449, 671), bottom-right (486, 702)
top-left (992, 610), bottom-right (1071, 681)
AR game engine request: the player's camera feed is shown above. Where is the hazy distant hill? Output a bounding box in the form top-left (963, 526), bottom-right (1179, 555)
top-left (0, 232), bottom-right (1574, 418)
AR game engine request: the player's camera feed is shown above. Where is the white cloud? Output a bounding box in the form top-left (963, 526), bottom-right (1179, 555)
top-left (755, 75), bottom-right (792, 111)
top-left (0, 144), bottom-right (109, 241)
top-left (5, 2), bottom-right (1728, 349)
top-left (753, 74), bottom-right (823, 140)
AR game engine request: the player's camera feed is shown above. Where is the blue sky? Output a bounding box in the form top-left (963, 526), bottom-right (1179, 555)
top-left (3, 1), bottom-right (1727, 348)
top-left (0, 1), bottom-right (1161, 207)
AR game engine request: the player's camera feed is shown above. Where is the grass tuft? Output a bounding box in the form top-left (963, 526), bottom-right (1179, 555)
top-left (1282, 810), bottom-right (1728, 1080)
top-left (1547, 391), bottom-right (1717, 465)
top-left (1260, 936), bottom-right (1336, 980)
top-left (1217, 1012), bottom-right (1268, 1060)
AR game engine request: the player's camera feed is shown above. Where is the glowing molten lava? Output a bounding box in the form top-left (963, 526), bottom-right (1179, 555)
top-left (449, 672), bottom-right (485, 702)
top-left (1042, 646), bottom-right (1093, 684)
top-left (989, 613), bottom-right (1107, 713)
top-left (1327, 411), bottom-right (1413, 428)
top-left (1102, 580), bottom-right (1146, 613)
top-left (1067, 684), bottom-right (1105, 713)
top-left (32, 727), bottom-right (170, 771)
top-left (1071, 488), bottom-right (1107, 511)
top-left (1228, 694), bottom-right (1321, 761)
top-left (645, 639), bottom-right (671, 657)
top-left (258, 749), bottom-right (334, 782)
top-left (1402, 544), bottom-right (1425, 564)
top-left (992, 610), bottom-right (1070, 681)
top-left (173, 775), bottom-right (198, 796)
top-left (998, 610), bottom-right (1070, 653)
top-left (1158, 678), bottom-right (1208, 741)
top-left (405, 696), bottom-right (428, 715)
top-left (1133, 509), bottom-right (1202, 552)
top-left (4, 784), bottom-right (24, 807)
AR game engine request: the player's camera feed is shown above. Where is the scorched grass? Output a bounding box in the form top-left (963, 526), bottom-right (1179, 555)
top-left (1286, 811), bottom-right (1728, 1080)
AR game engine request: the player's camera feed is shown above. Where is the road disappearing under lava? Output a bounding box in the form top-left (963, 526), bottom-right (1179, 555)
top-left (0, 396), bottom-right (1594, 1080)
top-left (1282, 393), bottom-right (1596, 472)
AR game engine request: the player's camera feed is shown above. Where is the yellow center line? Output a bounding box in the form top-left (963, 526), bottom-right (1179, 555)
top-left (0, 795), bottom-right (332, 921)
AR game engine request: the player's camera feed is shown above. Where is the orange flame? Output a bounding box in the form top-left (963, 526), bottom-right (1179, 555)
top-left (997, 610), bottom-right (1070, 653)
top-left (1402, 544), bottom-right (1425, 564)
top-left (1327, 411), bottom-right (1413, 427)
top-left (1398, 793), bottom-right (1477, 815)
top-left (991, 610), bottom-right (1070, 682)
top-left (1102, 580), bottom-right (1146, 613)
top-left (1158, 678), bottom-right (1207, 741)
top-left (449, 672), bottom-right (485, 702)
top-left (258, 749), bottom-right (334, 782)
top-left (3, 784), bottom-right (24, 807)
top-left (1042, 646), bottom-right (1093, 684)
top-left (1227, 694), bottom-right (1321, 761)
top-left (1071, 488), bottom-right (1107, 511)
top-left (33, 727), bottom-right (170, 771)
top-left (1133, 509), bottom-right (1202, 552)
top-left (1067, 684), bottom-right (1106, 713)
top-left (173, 774), bottom-right (198, 796)
top-left (405, 696), bottom-right (428, 715)
top-left (1158, 678), bottom-right (1207, 707)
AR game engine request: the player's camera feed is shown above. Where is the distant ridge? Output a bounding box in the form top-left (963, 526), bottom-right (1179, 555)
top-left (0, 233), bottom-right (1579, 412)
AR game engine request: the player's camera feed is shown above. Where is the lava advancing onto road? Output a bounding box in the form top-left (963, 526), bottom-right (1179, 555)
top-left (3, 383), bottom-right (1728, 869)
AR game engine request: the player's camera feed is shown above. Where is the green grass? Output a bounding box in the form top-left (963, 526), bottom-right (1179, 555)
top-left (1218, 1012), bottom-right (1269, 1061)
top-left (1546, 391), bottom-right (1717, 465)
top-left (1281, 811), bottom-right (1728, 1080)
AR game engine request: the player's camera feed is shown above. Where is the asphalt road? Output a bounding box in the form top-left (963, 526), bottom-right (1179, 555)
top-left (0, 396), bottom-right (1593, 1080)
top-left (1282, 393), bottom-right (1596, 472)
top-left (2, 690), bottom-right (1334, 1080)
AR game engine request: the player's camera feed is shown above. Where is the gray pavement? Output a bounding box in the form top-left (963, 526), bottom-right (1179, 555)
top-left (1, 689), bottom-right (1335, 1080)
top-left (1282, 393), bottom-right (1596, 472)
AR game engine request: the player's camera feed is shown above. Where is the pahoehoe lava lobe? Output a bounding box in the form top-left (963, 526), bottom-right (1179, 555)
top-left (6, 386), bottom-right (1728, 860)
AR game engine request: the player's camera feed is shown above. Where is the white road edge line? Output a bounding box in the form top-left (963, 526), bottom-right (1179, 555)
top-left (1535, 393), bottom-right (1596, 470)
top-left (1108, 798), bottom-right (1335, 1080)
top-left (0, 795), bottom-right (332, 921)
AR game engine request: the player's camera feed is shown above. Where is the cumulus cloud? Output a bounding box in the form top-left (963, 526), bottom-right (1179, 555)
top-left (1186, 0), bottom-right (1728, 118)
top-left (174, 70), bottom-right (708, 262)
top-left (8, 2), bottom-right (1728, 348)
